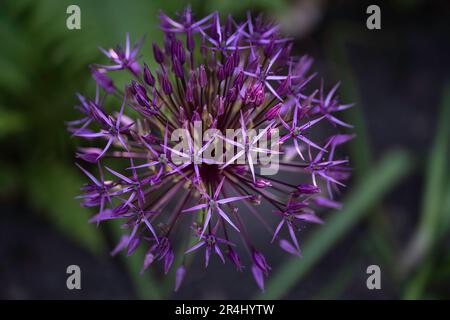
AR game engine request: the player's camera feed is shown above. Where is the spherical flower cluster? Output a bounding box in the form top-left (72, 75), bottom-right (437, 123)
top-left (68, 7), bottom-right (354, 291)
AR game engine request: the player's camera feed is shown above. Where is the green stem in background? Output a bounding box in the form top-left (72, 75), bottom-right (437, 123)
top-left (403, 260), bottom-right (433, 300)
top-left (326, 23), bottom-right (401, 289)
top-left (402, 85), bottom-right (450, 299)
top-left (313, 260), bottom-right (358, 300)
top-left (408, 85), bottom-right (450, 261)
top-left (256, 150), bottom-right (413, 299)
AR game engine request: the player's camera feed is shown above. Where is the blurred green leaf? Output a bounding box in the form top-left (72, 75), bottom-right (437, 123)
top-left (258, 150), bottom-right (414, 299)
top-left (0, 107), bottom-right (25, 136)
top-left (415, 85), bottom-right (450, 251)
top-left (25, 162), bottom-right (105, 254)
top-left (327, 23), bottom-right (401, 282)
top-left (313, 260), bottom-right (357, 299)
top-left (0, 56), bottom-right (28, 94)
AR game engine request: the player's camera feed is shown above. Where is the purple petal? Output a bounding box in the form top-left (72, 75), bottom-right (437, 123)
top-left (295, 213), bottom-right (324, 224)
top-left (205, 245), bottom-right (212, 268)
top-left (140, 252), bottom-right (155, 274)
top-left (279, 239), bottom-right (301, 256)
top-left (110, 234), bottom-right (129, 256)
top-left (314, 196), bottom-right (342, 209)
top-left (174, 266), bottom-right (186, 292)
top-left (217, 207), bottom-right (240, 232)
top-left (185, 240), bottom-right (206, 254)
top-left (271, 219), bottom-right (285, 243)
top-left (164, 249), bottom-right (174, 274)
top-left (251, 264), bottom-right (265, 291)
top-left (182, 203), bottom-right (208, 213)
top-left (217, 195), bottom-right (251, 204)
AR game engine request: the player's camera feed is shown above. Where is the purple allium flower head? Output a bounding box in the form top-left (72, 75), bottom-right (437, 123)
top-left (68, 8), bottom-right (354, 291)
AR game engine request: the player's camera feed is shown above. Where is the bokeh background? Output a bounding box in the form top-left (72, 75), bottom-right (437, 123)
top-left (1, 0), bottom-right (449, 299)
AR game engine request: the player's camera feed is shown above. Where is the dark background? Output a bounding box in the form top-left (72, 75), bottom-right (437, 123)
top-left (0, 0), bottom-right (449, 299)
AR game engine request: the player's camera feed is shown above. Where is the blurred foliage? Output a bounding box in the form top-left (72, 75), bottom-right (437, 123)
top-left (25, 162), bottom-right (105, 254)
top-left (403, 85), bottom-right (450, 299)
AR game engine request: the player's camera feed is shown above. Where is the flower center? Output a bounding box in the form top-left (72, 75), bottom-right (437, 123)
top-left (209, 200), bottom-right (218, 209)
top-left (158, 153), bottom-right (167, 164)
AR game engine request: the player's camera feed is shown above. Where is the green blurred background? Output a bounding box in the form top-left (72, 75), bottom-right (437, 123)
top-left (0, 0), bottom-right (449, 299)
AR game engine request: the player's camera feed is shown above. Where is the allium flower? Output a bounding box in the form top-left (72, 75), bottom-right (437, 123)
top-left (68, 7), bottom-right (354, 291)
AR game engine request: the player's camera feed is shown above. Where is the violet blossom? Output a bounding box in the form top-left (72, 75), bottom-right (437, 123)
top-left (68, 7), bottom-right (354, 291)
